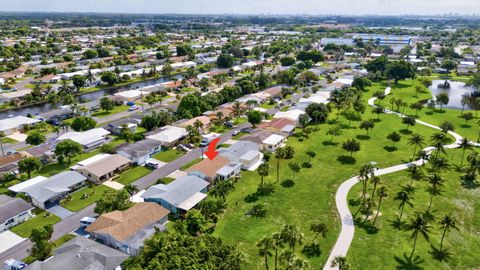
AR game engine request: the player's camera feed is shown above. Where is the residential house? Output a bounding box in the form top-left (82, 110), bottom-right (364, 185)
top-left (258, 118), bottom-right (297, 135)
top-left (104, 118), bottom-right (140, 135)
top-left (0, 116), bottom-right (41, 135)
top-left (142, 175), bottom-right (209, 214)
top-left (0, 195), bottom-right (34, 231)
top-left (218, 141), bottom-right (262, 170)
top-left (25, 236), bottom-right (128, 270)
top-left (241, 130), bottom-right (287, 152)
top-left (0, 153), bottom-right (25, 176)
top-left (186, 155), bottom-right (241, 182)
top-left (117, 139), bottom-right (162, 165)
top-left (86, 202), bottom-right (170, 255)
top-left (57, 128), bottom-right (110, 149)
top-left (273, 109), bottom-right (305, 122)
top-left (74, 154), bottom-right (131, 184)
top-left (38, 108), bottom-right (73, 124)
top-left (22, 144), bottom-right (55, 163)
top-left (146, 125), bottom-right (187, 148)
top-left (173, 116), bottom-right (211, 132)
top-left (10, 171), bottom-right (87, 209)
top-left (0, 90), bottom-right (33, 105)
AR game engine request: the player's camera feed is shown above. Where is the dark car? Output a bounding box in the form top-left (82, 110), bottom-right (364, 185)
top-left (224, 121), bottom-right (234, 128)
top-left (240, 127), bottom-right (253, 133)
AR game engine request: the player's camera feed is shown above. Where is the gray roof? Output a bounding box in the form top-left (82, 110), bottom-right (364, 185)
top-left (25, 236), bottom-right (128, 270)
top-left (142, 175), bottom-right (209, 207)
top-left (105, 118), bottom-right (140, 130)
top-left (0, 195), bottom-right (33, 224)
top-left (218, 141), bottom-right (260, 163)
top-left (117, 139), bottom-right (162, 158)
top-left (22, 171), bottom-right (87, 203)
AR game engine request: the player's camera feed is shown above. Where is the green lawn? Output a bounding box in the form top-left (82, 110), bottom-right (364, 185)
top-left (213, 85), bottom-right (454, 269)
top-left (62, 185), bottom-right (112, 212)
top-left (116, 166), bottom-right (152, 185)
top-left (209, 124), bottom-right (231, 134)
top-left (180, 158), bottom-right (202, 171)
top-left (374, 79), bottom-right (479, 140)
top-left (347, 149), bottom-right (480, 269)
top-left (152, 149), bottom-right (184, 163)
top-left (11, 212), bottom-right (61, 238)
top-left (0, 137), bottom-right (17, 144)
top-left (34, 149), bottom-right (102, 177)
top-left (91, 105), bottom-right (130, 118)
top-left (260, 102), bottom-right (276, 109)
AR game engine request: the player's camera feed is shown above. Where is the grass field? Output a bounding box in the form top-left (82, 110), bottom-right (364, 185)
top-left (213, 84), bottom-right (455, 269)
top-left (116, 166), bottom-right (152, 185)
top-left (347, 149), bottom-right (480, 269)
top-left (62, 185), bottom-right (112, 212)
top-left (91, 105), bottom-right (130, 118)
top-left (152, 149), bottom-right (184, 163)
top-left (180, 158), bottom-right (202, 171)
top-left (11, 212), bottom-right (61, 238)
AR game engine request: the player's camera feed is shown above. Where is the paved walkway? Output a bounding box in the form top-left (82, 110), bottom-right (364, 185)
top-left (46, 205), bottom-right (75, 220)
top-left (324, 87), bottom-right (479, 270)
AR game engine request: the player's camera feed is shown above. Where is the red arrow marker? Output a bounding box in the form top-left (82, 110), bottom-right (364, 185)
top-left (204, 137), bottom-right (220, 160)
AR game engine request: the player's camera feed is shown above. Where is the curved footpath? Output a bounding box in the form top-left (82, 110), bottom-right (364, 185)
top-left (324, 87), bottom-right (479, 270)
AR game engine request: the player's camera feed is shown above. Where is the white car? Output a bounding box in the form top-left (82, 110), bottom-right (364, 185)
top-left (128, 105), bottom-right (139, 111)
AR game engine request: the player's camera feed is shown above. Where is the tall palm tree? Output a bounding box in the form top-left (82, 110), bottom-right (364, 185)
top-left (257, 236), bottom-right (273, 270)
top-left (270, 232), bottom-right (283, 270)
top-left (370, 176), bottom-right (381, 201)
top-left (232, 101), bottom-right (244, 119)
top-left (460, 94), bottom-right (470, 115)
top-left (359, 163), bottom-right (375, 200)
top-left (430, 157), bottom-right (450, 173)
top-left (210, 180), bottom-right (235, 201)
top-left (258, 163), bottom-right (270, 186)
top-left (193, 119), bottom-right (204, 133)
top-left (407, 164), bottom-right (424, 186)
top-left (405, 213), bottom-right (431, 258)
top-left (459, 138), bottom-right (471, 167)
top-left (372, 186), bottom-right (388, 227)
top-left (280, 224), bottom-right (304, 251)
top-left (408, 134), bottom-right (425, 160)
top-left (417, 150), bottom-right (430, 165)
top-left (310, 221), bottom-right (328, 243)
top-left (439, 214), bottom-right (458, 251)
top-left (394, 190), bottom-right (413, 223)
top-left (124, 184), bottom-right (139, 196)
top-left (59, 79), bottom-right (72, 94)
top-left (427, 174), bottom-right (444, 210)
top-left (86, 69), bottom-right (94, 85)
top-left (275, 148), bottom-right (286, 183)
top-left (432, 141), bottom-right (446, 157)
top-left (306, 150), bottom-right (316, 163)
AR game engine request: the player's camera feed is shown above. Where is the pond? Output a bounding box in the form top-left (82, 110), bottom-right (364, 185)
top-left (428, 80), bottom-right (477, 110)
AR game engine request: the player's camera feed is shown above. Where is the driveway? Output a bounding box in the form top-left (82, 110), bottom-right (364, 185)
top-left (46, 205), bottom-right (74, 220)
top-left (0, 231), bottom-right (26, 254)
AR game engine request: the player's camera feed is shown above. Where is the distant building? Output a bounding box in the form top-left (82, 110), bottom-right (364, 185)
top-left (320, 38), bottom-right (354, 46)
top-left (353, 34), bottom-right (411, 46)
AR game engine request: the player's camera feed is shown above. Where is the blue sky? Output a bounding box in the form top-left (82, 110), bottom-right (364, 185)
top-left (0, 0), bottom-right (479, 15)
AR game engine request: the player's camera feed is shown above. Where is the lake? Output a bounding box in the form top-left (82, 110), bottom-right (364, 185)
top-left (428, 80), bottom-right (476, 110)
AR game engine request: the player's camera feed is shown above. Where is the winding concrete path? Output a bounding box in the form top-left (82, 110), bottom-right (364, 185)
top-left (324, 87), bottom-right (479, 270)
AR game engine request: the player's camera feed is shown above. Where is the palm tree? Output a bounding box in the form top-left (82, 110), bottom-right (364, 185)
top-left (280, 224), bottom-right (304, 251)
top-left (460, 94), bottom-right (470, 115)
top-left (432, 141), bottom-right (446, 157)
top-left (408, 134), bottom-right (425, 160)
top-left (331, 256), bottom-right (350, 270)
top-left (370, 176), bottom-right (381, 201)
top-left (288, 162), bottom-right (300, 180)
top-left (215, 111), bottom-right (224, 126)
top-left (359, 163), bottom-right (375, 200)
top-left (427, 174), bottom-right (444, 210)
top-left (275, 148), bottom-right (286, 183)
top-left (407, 164), bottom-right (424, 186)
top-left (86, 69), bottom-right (94, 85)
top-left (371, 186), bottom-right (388, 227)
top-left (258, 163), bottom-right (270, 186)
top-left (210, 180), bottom-right (235, 201)
top-left (193, 119), bottom-right (204, 133)
top-left (257, 236), bottom-right (273, 270)
top-left (417, 150), bottom-right (430, 165)
top-left (459, 138), bottom-right (471, 167)
top-left (270, 232), bottom-right (283, 270)
top-left (394, 190), bottom-right (413, 223)
top-left (232, 101), bottom-right (244, 119)
top-left (430, 157), bottom-right (450, 173)
top-left (305, 150), bottom-right (316, 163)
top-left (310, 221), bottom-right (328, 243)
top-left (59, 79), bottom-right (72, 94)
top-left (405, 213), bottom-right (431, 258)
top-left (52, 126), bottom-right (61, 137)
top-left (439, 214), bottom-right (458, 251)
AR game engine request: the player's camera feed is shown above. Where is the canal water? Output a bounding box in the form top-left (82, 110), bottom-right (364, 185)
top-left (0, 74), bottom-right (182, 119)
top-left (428, 80), bottom-right (477, 110)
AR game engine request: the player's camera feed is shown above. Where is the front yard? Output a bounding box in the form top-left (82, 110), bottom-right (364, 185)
top-left (62, 185), bottom-right (112, 212)
top-left (11, 211), bottom-right (61, 238)
top-left (152, 149), bottom-right (184, 163)
top-left (91, 105), bottom-right (130, 118)
top-left (116, 166), bottom-right (152, 185)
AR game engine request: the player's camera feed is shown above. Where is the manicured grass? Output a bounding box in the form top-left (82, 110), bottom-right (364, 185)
top-left (180, 158), bottom-right (202, 171)
top-left (11, 212), bottom-right (61, 238)
top-left (53, 233), bottom-right (76, 247)
top-left (209, 124), bottom-right (231, 133)
top-left (0, 137), bottom-right (17, 144)
top-left (62, 185), bottom-right (112, 212)
top-left (116, 166), bottom-right (151, 185)
top-left (347, 149), bottom-right (480, 269)
top-left (233, 117), bottom-right (247, 125)
top-left (260, 102), bottom-right (276, 109)
top-left (152, 149), bottom-right (184, 163)
top-left (34, 149), bottom-right (102, 177)
top-left (214, 86), bottom-right (452, 269)
top-left (91, 105), bottom-right (130, 118)
top-left (373, 79), bottom-right (479, 140)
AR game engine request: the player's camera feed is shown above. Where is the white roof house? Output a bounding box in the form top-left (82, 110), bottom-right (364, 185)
top-left (70, 153), bottom-right (111, 170)
top-left (0, 116), bottom-right (41, 134)
top-left (8, 176), bottom-right (48, 193)
top-left (298, 92), bottom-right (330, 104)
top-left (273, 109), bottom-right (305, 122)
top-left (262, 134), bottom-right (286, 146)
top-left (147, 125), bottom-right (187, 147)
top-left (171, 61), bottom-right (197, 69)
top-left (114, 90), bottom-right (147, 100)
top-left (57, 128), bottom-right (110, 149)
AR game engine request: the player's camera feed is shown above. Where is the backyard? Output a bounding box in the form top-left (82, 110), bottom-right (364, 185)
top-left (62, 185), bottom-right (112, 212)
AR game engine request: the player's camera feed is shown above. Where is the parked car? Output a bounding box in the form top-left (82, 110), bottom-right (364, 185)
top-left (240, 127), bottom-right (253, 133)
top-left (232, 130), bottom-right (240, 136)
top-left (128, 105), bottom-right (139, 111)
top-left (224, 121), bottom-right (234, 128)
top-left (80, 217), bottom-right (96, 227)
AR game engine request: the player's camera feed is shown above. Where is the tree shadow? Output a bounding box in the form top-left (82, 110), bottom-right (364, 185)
top-left (461, 175), bottom-right (480, 189)
top-left (356, 134), bottom-right (371, 140)
top-left (399, 129), bottom-right (413, 135)
top-left (433, 109), bottom-right (446, 114)
top-left (348, 198), bottom-right (361, 207)
top-left (429, 245), bottom-right (451, 262)
top-left (356, 219), bottom-right (379, 234)
top-left (322, 140), bottom-right (339, 146)
top-left (302, 243), bottom-right (322, 258)
top-left (337, 155), bottom-right (356, 164)
top-left (384, 146), bottom-right (398, 152)
top-left (389, 219), bottom-right (405, 230)
top-left (281, 179), bottom-right (295, 188)
top-left (394, 252), bottom-right (425, 270)
top-left (460, 124), bottom-right (471, 129)
top-left (244, 193), bottom-right (258, 203)
top-left (425, 111), bottom-right (434, 115)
